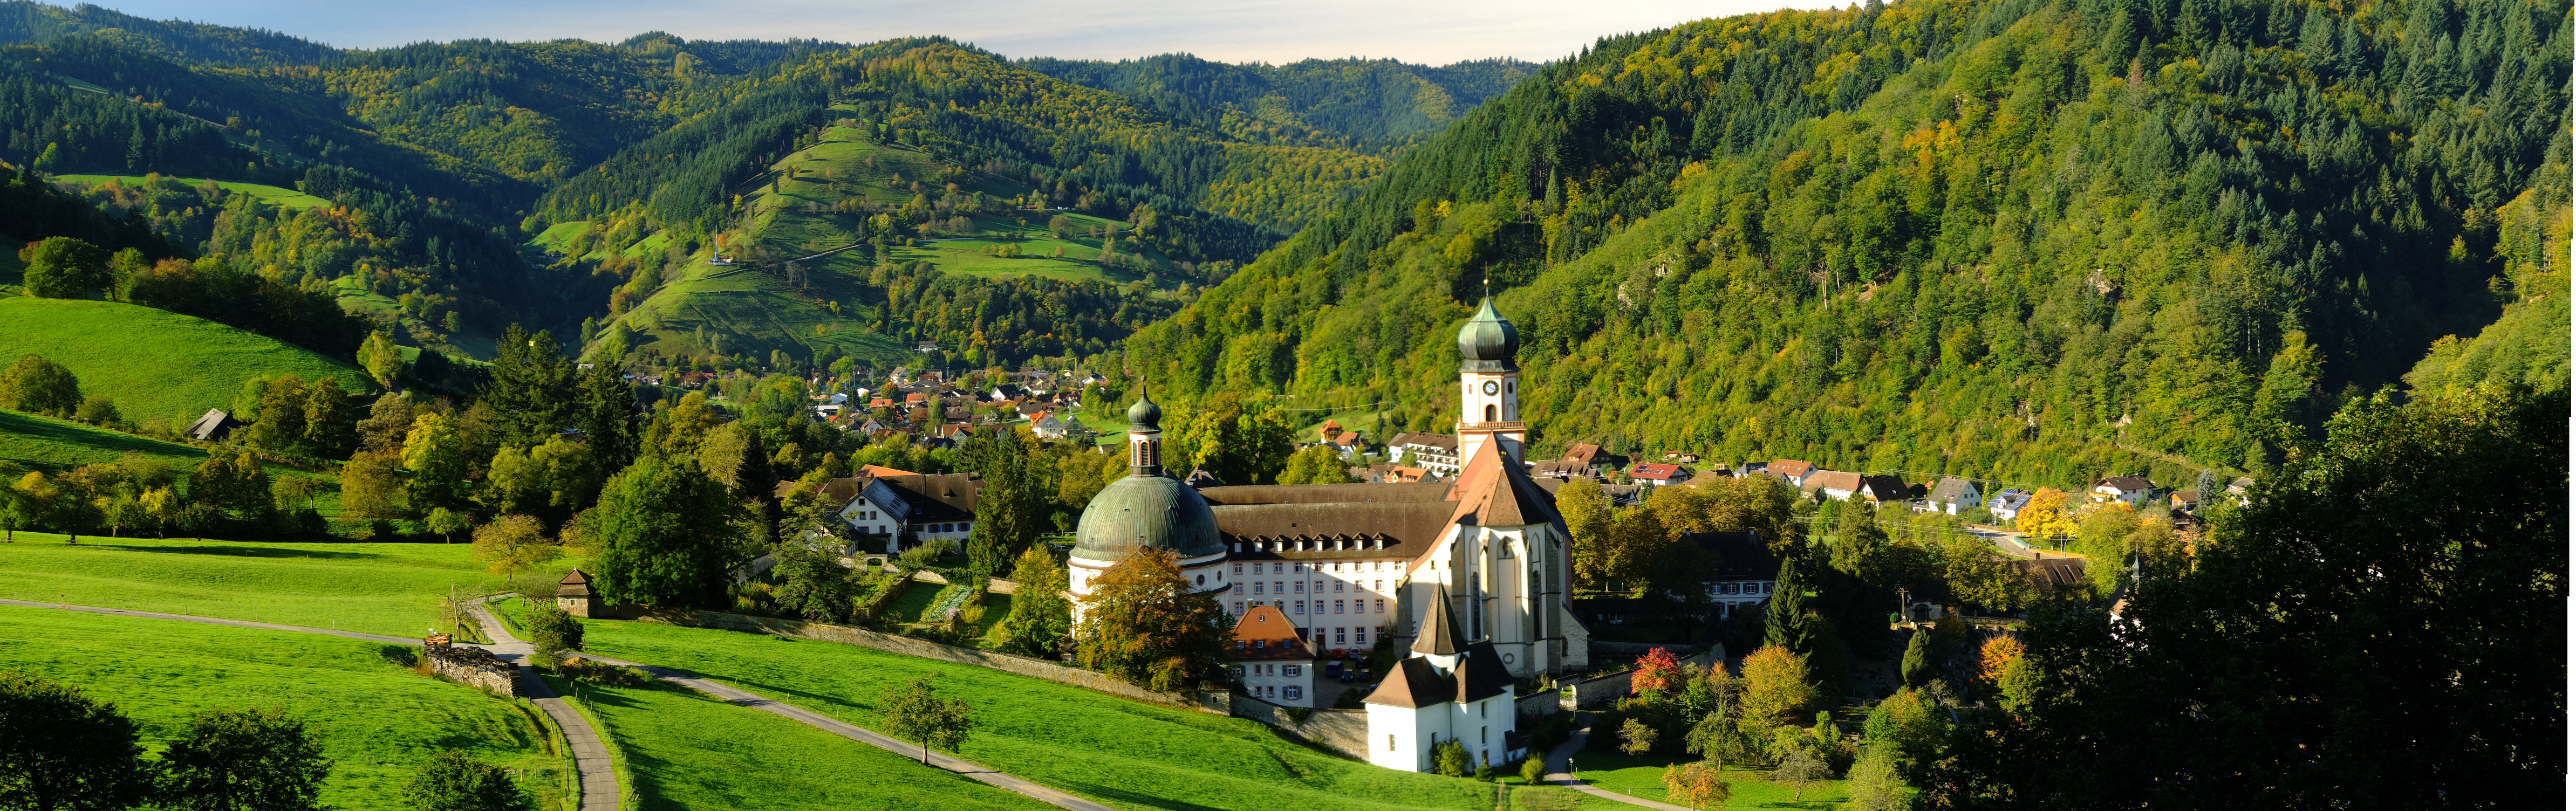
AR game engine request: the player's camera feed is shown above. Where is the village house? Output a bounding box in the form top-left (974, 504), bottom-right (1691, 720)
top-left (1688, 531), bottom-right (1779, 620)
top-left (2093, 476), bottom-right (2154, 506)
top-left (1229, 606), bottom-right (1320, 706)
top-left (1386, 432), bottom-right (1462, 477)
top-left (1363, 587), bottom-right (1524, 773)
top-left (1988, 488), bottom-right (2032, 523)
top-left (1771, 459), bottom-right (1817, 487)
top-left (1922, 477), bottom-right (1984, 514)
top-left (1856, 475), bottom-right (1912, 505)
top-left (839, 471), bottom-right (979, 551)
top-left (1805, 470), bottom-right (1863, 501)
top-left (1629, 463), bottom-right (1690, 486)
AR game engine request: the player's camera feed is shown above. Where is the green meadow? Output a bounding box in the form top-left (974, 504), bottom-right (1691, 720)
top-left (0, 537), bottom-right (511, 636)
top-left (0, 298), bottom-right (367, 423)
top-left (569, 618), bottom-right (1630, 811)
top-left (1569, 748), bottom-right (1851, 809)
top-left (0, 408), bottom-right (207, 471)
top-left (0, 606), bottom-right (570, 810)
top-left (50, 174), bottom-right (332, 210)
top-left (556, 675), bottom-right (1054, 811)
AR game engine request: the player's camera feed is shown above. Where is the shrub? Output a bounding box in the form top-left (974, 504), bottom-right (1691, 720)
top-left (527, 600), bottom-right (584, 663)
top-left (554, 657), bottom-right (646, 688)
top-left (401, 750), bottom-right (533, 811)
top-left (0, 670), bottom-right (153, 809)
top-left (157, 707), bottom-right (331, 811)
top-left (1520, 755), bottom-right (1546, 783)
top-left (1432, 739), bottom-right (1472, 777)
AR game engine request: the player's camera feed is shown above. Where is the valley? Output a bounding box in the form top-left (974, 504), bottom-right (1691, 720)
top-left (0, 0), bottom-right (2563, 809)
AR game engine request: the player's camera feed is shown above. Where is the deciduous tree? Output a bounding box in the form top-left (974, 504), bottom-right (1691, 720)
top-left (0, 355), bottom-right (80, 417)
top-left (400, 750), bottom-right (531, 811)
top-left (156, 707), bottom-right (331, 811)
top-left (1660, 761), bottom-right (1730, 809)
top-left (879, 674), bottom-right (976, 765)
top-left (1073, 548), bottom-right (1228, 691)
top-left (0, 670), bottom-right (153, 811)
top-left (585, 455), bottom-right (745, 609)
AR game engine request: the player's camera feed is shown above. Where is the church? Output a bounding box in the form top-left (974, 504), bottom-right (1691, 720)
top-left (1065, 298), bottom-right (1584, 771)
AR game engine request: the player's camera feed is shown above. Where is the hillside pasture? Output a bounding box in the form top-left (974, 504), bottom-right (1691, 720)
top-left (0, 605), bottom-right (570, 810)
top-left (0, 298), bottom-right (367, 424)
top-left (0, 537), bottom-right (514, 636)
top-left (555, 673), bottom-right (1055, 811)
top-left (574, 618), bottom-right (1629, 811)
top-left (50, 174), bottom-right (331, 210)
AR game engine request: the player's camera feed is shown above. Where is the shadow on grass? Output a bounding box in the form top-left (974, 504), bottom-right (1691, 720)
top-left (102, 543), bottom-right (383, 560)
top-left (0, 410), bottom-right (202, 468)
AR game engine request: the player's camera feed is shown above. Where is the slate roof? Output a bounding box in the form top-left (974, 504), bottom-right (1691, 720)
top-left (1687, 531), bottom-right (1778, 581)
top-left (1212, 501), bottom-right (1449, 561)
top-left (2009, 556), bottom-right (2088, 589)
top-left (1365, 657), bottom-right (1452, 709)
top-left (185, 409), bottom-right (241, 441)
top-left (1413, 585), bottom-right (1464, 656)
top-left (1456, 641), bottom-right (1512, 703)
top-left (1857, 475), bottom-right (1912, 501)
top-left (1928, 477), bottom-right (1981, 504)
top-left (878, 473), bottom-right (979, 522)
top-left (1197, 483), bottom-right (1453, 505)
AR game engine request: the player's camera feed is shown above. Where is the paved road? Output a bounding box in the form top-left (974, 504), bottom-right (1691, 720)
top-left (463, 599), bottom-right (621, 811)
top-left (570, 650), bottom-right (1117, 811)
top-left (1541, 712), bottom-right (1693, 811)
top-left (0, 598), bottom-right (624, 811)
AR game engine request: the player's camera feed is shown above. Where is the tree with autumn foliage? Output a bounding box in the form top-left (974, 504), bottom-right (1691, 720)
top-left (1073, 548), bottom-right (1230, 691)
top-left (2013, 488), bottom-right (2078, 546)
top-left (1661, 760), bottom-right (1731, 809)
top-left (1630, 647), bottom-right (1689, 698)
top-left (1738, 645), bottom-right (1817, 736)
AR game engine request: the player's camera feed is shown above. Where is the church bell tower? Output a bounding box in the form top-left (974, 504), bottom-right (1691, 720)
top-left (1456, 297), bottom-right (1525, 464)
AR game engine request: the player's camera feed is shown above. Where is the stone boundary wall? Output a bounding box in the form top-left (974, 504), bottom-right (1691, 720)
top-left (1516, 691), bottom-right (1563, 717)
top-left (1564, 670), bottom-right (1632, 710)
top-left (633, 608), bottom-right (1212, 710)
top-left (1230, 695), bottom-right (1368, 759)
top-left (425, 645), bottom-right (520, 696)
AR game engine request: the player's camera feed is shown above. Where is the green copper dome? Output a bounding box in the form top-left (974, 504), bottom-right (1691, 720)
top-left (1072, 475), bottom-right (1225, 562)
top-left (1458, 297), bottom-right (1519, 370)
top-left (1126, 388), bottom-right (1163, 428)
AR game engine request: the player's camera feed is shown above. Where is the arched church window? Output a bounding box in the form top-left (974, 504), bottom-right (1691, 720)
top-left (1484, 404), bottom-right (1497, 422)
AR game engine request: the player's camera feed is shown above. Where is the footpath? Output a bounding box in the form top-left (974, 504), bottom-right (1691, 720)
top-left (1541, 711), bottom-right (1694, 811)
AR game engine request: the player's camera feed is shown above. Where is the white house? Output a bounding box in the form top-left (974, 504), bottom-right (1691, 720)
top-left (1924, 477), bottom-right (1983, 514)
top-left (1363, 585), bottom-right (1523, 773)
top-left (1690, 531), bottom-right (1778, 620)
top-left (1988, 488), bottom-right (2031, 523)
top-left (2093, 476), bottom-right (2153, 506)
top-left (840, 472), bottom-right (979, 551)
top-left (1805, 471), bottom-right (1862, 501)
top-left (1229, 606), bottom-right (1318, 706)
top-left (1387, 432), bottom-right (1462, 477)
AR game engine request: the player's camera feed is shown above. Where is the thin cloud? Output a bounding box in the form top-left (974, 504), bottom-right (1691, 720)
top-left (84, 0), bottom-right (1842, 64)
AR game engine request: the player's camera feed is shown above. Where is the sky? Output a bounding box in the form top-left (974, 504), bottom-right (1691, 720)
top-left (83, 0), bottom-right (1843, 65)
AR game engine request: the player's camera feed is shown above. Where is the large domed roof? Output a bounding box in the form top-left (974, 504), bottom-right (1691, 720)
top-left (1072, 475), bottom-right (1225, 562)
top-left (1458, 297), bottom-right (1518, 370)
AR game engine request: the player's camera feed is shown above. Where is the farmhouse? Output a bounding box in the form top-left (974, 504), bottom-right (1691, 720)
top-left (1229, 606), bottom-right (1319, 706)
top-left (1688, 531), bottom-right (1779, 619)
top-left (2093, 476), bottom-right (2154, 506)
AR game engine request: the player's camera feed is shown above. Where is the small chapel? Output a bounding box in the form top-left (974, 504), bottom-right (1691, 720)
top-left (1064, 297), bottom-right (1585, 772)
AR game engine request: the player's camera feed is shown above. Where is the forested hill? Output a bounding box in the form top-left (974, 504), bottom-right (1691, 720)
top-left (1020, 54), bottom-right (1538, 154)
top-left (1122, 0), bottom-right (2573, 490)
top-left (0, 0), bottom-right (335, 66)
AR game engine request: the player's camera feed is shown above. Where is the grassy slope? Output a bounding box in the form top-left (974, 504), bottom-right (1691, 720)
top-left (50, 174), bottom-right (331, 210)
top-left (0, 606), bottom-right (568, 810)
top-left (563, 676), bottom-right (1056, 811)
top-left (577, 619), bottom-right (1629, 811)
top-left (608, 122), bottom-right (1166, 364)
top-left (0, 298), bottom-right (368, 423)
top-left (0, 408), bottom-right (207, 470)
top-left (1568, 748), bottom-right (1850, 809)
top-left (0, 537), bottom-right (510, 636)
top-left (0, 409), bottom-right (344, 519)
